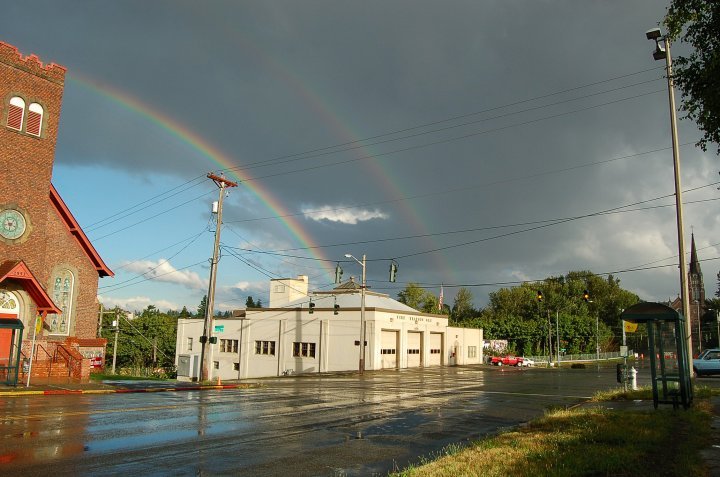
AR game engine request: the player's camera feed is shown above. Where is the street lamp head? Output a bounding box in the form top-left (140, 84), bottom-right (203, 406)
top-left (646, 28), bottom-right (667, 61)
top-left (645, 28), bottom-right (662, 40)
top-left (653, 45), bottom-right (667, 61)
top-left (344, 254), bottom-right (352, 258)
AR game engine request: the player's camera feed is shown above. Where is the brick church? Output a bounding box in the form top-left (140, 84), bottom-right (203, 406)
top-left (0, 42), bottom-right (112, 384)
top-left (669, 233), bottom-right (709, 352)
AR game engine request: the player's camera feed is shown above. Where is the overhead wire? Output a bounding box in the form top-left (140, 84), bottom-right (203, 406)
top-left (222, 181), bottom-right (720, 258)
top-left (82, 68), bottom-right (664, 240)
top-left (224, 141), bottom-right (696, 225)
top-left (215, 67), bottom-right (664, 175)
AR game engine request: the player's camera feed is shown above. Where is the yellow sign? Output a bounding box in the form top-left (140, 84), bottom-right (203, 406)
top-left (623, 320), bottom-right (638, 333)
top-left (35, 315), bottom-right (43, 335)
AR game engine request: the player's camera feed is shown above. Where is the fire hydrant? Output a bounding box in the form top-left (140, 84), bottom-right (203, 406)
top-left (629, 366), bottom-right (638, 390)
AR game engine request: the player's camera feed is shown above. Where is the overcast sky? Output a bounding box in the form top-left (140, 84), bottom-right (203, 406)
top-left (3, 1), bottom-right (718, 313)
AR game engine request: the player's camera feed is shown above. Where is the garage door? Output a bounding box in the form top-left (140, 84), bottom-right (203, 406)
top-left (407, 331), bottom-right (422, 367)
top-left (428, 332), bottom-right (443, 366)
top-left (381, 330), bottom-right (398, 369)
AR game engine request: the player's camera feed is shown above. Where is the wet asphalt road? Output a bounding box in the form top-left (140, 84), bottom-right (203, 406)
top-left (1, 364), bottom-right (657, 476)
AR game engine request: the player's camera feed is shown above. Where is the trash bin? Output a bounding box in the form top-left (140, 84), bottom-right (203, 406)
top-left (616, 363), bottom-right (626, 383)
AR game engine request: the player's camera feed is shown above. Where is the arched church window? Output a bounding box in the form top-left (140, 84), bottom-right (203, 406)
top-left (48, 270), bottom-right (74, 335)
top-left (0, 290), bottom-right (20, 317)
top-left (26, 103), bottom-right (43, 136)
top-left (7, 97), bottom-right (25, 131)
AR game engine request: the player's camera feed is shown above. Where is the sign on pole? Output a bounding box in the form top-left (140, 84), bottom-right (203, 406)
top-left (623, 320), bottom-right (638, 333)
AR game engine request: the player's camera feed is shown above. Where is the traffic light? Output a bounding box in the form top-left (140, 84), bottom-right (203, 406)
top-left (536, 290), bottom-right (543, 302)
top-left (335, 263), bottom-right (343, 284)
top-left (389, 260), bottom-right (398, 282)
top-left (583, 289), bottom-right (590, 302)
top-left (309, 300), bottom-right (315, 314)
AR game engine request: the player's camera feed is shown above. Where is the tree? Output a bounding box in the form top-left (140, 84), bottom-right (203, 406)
top-left (178, 306), bottom-right (191, 318)
top-left (479, 270), bottom-right (639, 355)
top-left (716, 270), bottom-right (720, 298)
top-left (197, 295), bottom-right (208, 319)
top-left (665, 1), bottom-right (720, 153)
top-left (246, 296), bottom-right (256, 308)
top-left (99, 306), bottom-right (178, 376)
top-left (397, 283), bottom-right (427, 310)
top-left (451, 287), bottom-right (475, 323)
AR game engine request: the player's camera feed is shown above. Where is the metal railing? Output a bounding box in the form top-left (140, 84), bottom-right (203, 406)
top-left (524, 350), bottom-right (631, 365)
top-left (54, 345), bottom-right (82, 377)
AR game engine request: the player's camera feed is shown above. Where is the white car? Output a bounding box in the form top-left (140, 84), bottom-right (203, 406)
top-left (520, 358), bottom-right (535, 367)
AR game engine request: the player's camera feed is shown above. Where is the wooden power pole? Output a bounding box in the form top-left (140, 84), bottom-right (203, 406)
top-left (199, 173), bottom-right (237, 382)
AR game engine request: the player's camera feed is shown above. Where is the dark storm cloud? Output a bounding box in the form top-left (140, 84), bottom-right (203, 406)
top-left (3, 0), bottom-right (717, 306)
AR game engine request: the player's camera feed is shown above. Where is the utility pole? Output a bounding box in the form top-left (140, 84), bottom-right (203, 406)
top-left (200, 173), bottom-right (238, 382)
top-left (112, 313), bottom-right (119, 374)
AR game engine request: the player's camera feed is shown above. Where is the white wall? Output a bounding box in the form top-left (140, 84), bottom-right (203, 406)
top-left (176, 310), bottom-right (482, 381)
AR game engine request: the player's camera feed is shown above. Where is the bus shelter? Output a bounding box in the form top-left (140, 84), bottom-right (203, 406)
top-left (0, 318), bottom-right (24, 386)
top-left (621, 302), bottom-right (692, 409)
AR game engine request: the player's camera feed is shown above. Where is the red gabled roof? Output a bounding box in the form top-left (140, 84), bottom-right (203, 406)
top-left (0, 260), bottom-right (62, 314)
top-left (49, 184), bottom-right (114, 277)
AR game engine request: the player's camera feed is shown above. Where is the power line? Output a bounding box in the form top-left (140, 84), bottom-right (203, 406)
top-left (225, 141), bottom-right (696, 225)
top-left (87, 175), bottom-right (207, 230)
top-left (222, 182), bottom-right (720, 259)
top-left (236, 90), bottom-right (666, 185)
top-left (90, 190), bottom-right (215, 241)
top-left (80, 69), bottom-right (664, 237)
top-left (216, 68), bottom-right (664, 176)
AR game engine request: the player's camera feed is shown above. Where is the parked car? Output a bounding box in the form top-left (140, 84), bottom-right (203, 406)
top-left (693, 349), bottom-right (720, 377)
top-left (520, 358), bottom-right (535, 367)
top-left (490, 355), bottom-right (524, 367)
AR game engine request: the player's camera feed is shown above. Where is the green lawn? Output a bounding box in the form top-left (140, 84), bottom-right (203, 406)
top-left (392, 387), bottom-right (713, 477)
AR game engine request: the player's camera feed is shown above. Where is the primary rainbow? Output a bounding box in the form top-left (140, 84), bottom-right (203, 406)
top-left (68, 73), bottom-right (336, 282)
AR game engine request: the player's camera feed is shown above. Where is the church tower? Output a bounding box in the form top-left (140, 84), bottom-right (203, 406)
top-left (689, 233), bottom-right (705, 305)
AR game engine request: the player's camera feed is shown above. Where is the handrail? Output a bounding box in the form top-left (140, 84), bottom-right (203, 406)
top-left (35, 343), bottom-right (52, 362)
top-left (55, 344), bottom-right (83, 378)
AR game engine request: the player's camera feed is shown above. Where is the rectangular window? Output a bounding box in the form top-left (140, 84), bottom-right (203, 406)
top-left (254, 340), bottom-right (276, 356)
top-left (292, 341), bottom-right (316, 358)
top-left (430, 349), bottom-right (441, 354)
top-left (213, 361), bottom-right (219, 369)
top-left (468, 346), bottom-right (477, 358)
top-left (220, 339), bottom-right (239, 353)
top-left (407, 349), bottom-right (420, 354)
top-left (233, 362), bottom-right (240, 371)
top-left (187, 337), bottom-right (193, 351)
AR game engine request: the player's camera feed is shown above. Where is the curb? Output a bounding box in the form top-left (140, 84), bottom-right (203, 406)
top-left (0, 383), bottom-right (248, 397)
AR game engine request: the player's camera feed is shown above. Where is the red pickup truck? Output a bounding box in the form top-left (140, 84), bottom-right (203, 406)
top-left (490, 355), bottom-right (524, 367)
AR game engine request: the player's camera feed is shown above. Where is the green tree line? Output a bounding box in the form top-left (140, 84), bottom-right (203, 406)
top-left (398, 271), bottom-right (640, 357)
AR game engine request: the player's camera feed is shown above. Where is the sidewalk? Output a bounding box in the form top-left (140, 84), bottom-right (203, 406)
top-left (0, 376), bottom-right (253, 396)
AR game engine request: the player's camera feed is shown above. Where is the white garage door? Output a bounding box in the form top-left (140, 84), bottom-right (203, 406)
top-left (428, 332), bottom-right (443, 366)
top-left (407, 331), bottom-right (422, 367)
top-left (381, 330), bottom-right (398, 369)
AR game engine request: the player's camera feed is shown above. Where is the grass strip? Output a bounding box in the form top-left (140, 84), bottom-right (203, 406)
top-left (392, 395), bottom-right (712, 476)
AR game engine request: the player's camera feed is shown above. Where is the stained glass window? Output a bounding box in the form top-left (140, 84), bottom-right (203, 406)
top-left (48, 270), bottom-right (74, 335)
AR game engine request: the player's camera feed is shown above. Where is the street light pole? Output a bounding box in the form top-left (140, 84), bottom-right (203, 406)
top-left (646, 28), bottom-right (692, 375)
top-left (345, 253), bottom-right (366, 374)
top-left (696, 300), bottom-right (702, 353)
top-left (556, 310), bottom-right (560, 365)
top-left (596, 314), bottom-right (600, 372)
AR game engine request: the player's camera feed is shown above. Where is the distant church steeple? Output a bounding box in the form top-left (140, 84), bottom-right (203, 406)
top-left (689, 232), bottom-right (705, 304)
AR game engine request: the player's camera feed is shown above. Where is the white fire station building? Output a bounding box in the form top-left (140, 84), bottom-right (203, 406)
top-left (175, 276), bottom-right (483, 381)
